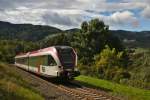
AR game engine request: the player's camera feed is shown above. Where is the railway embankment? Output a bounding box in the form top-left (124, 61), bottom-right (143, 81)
top-left (0, 62), bottom-right (44, 100)
top-left (0, 63), bottom-right (76, 100)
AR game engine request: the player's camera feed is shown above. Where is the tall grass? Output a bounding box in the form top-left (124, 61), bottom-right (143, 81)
top-left (0, 62), bottom-right (44, 100)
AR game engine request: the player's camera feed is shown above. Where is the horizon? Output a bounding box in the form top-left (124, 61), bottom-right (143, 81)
top-left (0, 0), bottom-right (150, 31)
top-left (1, 20), bottom-right (150, 32)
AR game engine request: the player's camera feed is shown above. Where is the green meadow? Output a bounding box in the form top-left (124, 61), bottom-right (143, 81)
top-left (75, 75), bottom-right (150, 100)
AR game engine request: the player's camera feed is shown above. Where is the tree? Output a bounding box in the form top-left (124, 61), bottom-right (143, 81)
top-left (81, 21), bottom-right (88, 33)
top-left (72, 18), bottom-right (111, 64)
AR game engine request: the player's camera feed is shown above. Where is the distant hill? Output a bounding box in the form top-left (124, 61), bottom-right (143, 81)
top-left (65, 28), bottom-right (80, 33)
top-left (110, 30), bottom-right (150, 48)
top-left (0, 21), bottom-right (150, 48)
top-left (0, 21), bottom-right (62, 41)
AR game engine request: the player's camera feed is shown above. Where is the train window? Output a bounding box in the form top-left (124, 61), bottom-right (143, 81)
top-left (29, 56), bottom-right (47, 67)
top-left (48, 55), bottom-right (57, 66)
top-left (16, 57), bottom-right (28, 65)
top-left (28, 55), bottom-right (56, 67)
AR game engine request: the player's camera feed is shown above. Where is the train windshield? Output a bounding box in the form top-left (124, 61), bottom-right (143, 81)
top-left (57, 47), bottom-right (75, 67)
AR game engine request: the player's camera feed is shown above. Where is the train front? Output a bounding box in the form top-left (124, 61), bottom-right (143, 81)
top-left (55, 46), bottom-right (80, 79)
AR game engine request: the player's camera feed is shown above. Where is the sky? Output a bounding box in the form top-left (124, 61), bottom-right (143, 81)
top-left (0, 0), bottom-right (150, 31)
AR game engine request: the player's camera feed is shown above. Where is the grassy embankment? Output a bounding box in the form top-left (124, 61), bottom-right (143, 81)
top-left (0, 62), bottom-right (44, 100)
top-left (75, 75), bottom-right (150, 100)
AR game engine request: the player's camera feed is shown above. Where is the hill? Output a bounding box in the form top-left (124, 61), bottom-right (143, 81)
top-left (0, 21), bottom-right (150, 47)
top-left (0, 21), bottom-right (62, 41)
top-left (110, 30), bottom-right (150, 48)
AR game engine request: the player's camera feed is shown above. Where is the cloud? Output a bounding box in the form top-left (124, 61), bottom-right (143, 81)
top-left (0, 0), bottom-right (148, 30)
top-left (0, 8), bottom-right (46, 25)
top-left (0, 7), bottom-right (139, 30)
top-left (0, 0), bottom-right (146, 11)
top-left (82, 10), bottom-right (138, 28)
top-left (123, 0), bottom-right (150, 19)
top-left (141, 6), bottom-right (150, 19)
top-left (107, 11), bottom-right (137, 25)
top-left (42, 9), bottom-right (136, 29)
top-left (42, 12), bottom-right (81, 27)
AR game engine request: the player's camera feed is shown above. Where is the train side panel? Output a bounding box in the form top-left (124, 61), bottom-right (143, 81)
top-left (28, 54), bottom-right (60, 77)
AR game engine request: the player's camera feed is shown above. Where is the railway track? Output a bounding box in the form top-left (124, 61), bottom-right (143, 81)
top-left (45, 78), bottom-right (120, 100)
top-left (13, 65), bottom-right (120, 100)
top-left (55, 83), bottom-right (119, 100)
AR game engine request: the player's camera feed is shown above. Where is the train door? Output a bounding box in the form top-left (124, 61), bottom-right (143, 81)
top-left (40, 55), bottom-right (58, 76)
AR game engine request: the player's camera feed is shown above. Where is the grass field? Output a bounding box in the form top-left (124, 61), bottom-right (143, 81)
top-left (0, 62), bottom-right (44, 100)
top-left (75, 75), bottom-right (150, 100)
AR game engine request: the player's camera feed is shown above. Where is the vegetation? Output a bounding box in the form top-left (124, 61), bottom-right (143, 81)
top-left (71, 19), bottom-right (124, 64)
top-left (0, 40), bottom-right (39, 63)
top-left (75, 75), bottom-right (150, 100)
top-left (126, 48), bottom-right (150, 89)
top-left (0, 62), bottom-right (44, 100)
top-left (0, 19), bottom-right (149, 99)
top-left (70, 19), bottom-right (131, 86)
top-left (93, 45), bottom-right (130, 81)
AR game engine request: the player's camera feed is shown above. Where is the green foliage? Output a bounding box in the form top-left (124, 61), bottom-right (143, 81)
top-left (72, 18), bottom-right (124, 65)
top-left (72, 19), bottom-right (105, 63)
top-left (126, 48), bottom-right (150, 89)
top-left (81, 21), bottom-right (88, 33)
top-left (41, 33), bottom-right (72, 48)
top-left (71, 18), bottom-right (130, 86)
top-left (94, 45), bottom-right (130, 81)
top-left (88, 18), bottom-right (107, 32)
top-left (94, 45), bottom-right (123, 68)
top-left (0, 40), bottom-right (39, 63)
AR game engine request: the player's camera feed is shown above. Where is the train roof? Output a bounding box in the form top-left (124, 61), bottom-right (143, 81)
top-left (54, 46), bottom-right (72, 49)
top-left (15, 46), bottom-right (72, 58)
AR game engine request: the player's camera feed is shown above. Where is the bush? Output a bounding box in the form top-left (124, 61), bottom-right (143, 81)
top-left (94, 45), bottom-right (128, 80)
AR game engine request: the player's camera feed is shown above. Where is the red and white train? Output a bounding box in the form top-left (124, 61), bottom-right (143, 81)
top-left (15, 46), bottom-right (80, 79)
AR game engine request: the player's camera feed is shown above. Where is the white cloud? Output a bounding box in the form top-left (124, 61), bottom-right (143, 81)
top-left (107, 11), bottom-right (137, 25)
top-left (141, 6), bottom-right (150, 19)
top-left (81, 10), bottom-right (138, 28)
top-left (0, 0), bottom-right (147, 12)
top-left (0, 0), bottom-right (148, 30)
top-left (0, 8), bottom-right (46, 25)
top-left (0, 8), bottom-right (138, 30)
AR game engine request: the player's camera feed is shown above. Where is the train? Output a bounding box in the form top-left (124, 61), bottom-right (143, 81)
top-left (15, 46), bottom-right (80, 79)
